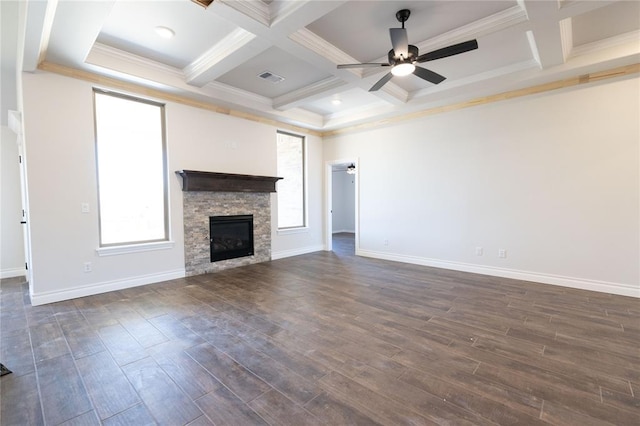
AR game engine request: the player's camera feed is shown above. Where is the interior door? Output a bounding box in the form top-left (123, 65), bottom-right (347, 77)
top-left (11, 111), bottom-right (32, 286)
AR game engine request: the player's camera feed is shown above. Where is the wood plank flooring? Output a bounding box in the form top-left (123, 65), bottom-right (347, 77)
top-left (1, 233), bottom-right (638, 425)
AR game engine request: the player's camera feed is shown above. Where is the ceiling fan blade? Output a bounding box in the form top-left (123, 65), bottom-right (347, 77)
top-left (369, 72), bottom-right (394, 92)
top-left (389, 28), bottom-right (409, 58)
top-left (413, 66), bottom-right (446, 85)
top-left (337, 63), bottom-right (390, 69)
top-left (416, 39), bottom-right (478, 63)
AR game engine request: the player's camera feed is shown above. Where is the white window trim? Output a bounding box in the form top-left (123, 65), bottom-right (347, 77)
top-left (96, 240), bottom-right (175, 257)
top-left (93, 89), bottom-right (170, 248)
top-left (277, 227), bottom-right (309, 236)
top-left (277, 130), bottom-right (307, 230)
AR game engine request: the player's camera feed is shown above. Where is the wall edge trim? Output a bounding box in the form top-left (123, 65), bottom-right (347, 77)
top-left (1, 267), bottom-right (27, 280)
top-left (272, 245), bottom-right (325, 260)
top-left (30, 269), bottom-right (186, 306)
top-left (357, 249), bottom-right (639, 298)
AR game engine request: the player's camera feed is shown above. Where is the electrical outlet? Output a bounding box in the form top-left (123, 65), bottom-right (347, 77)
top-left (384, 239), bottom-right (389, 246)
top-left (83, 262), bottom-right (92, 273)
top-left (498, 249), bottom-right (507, 258)
top-left (475, 247), bottom-right (483, 256)
top-left (81, 202), bottom-right (90, 213)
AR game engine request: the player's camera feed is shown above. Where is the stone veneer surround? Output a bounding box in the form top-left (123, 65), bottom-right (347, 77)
top-left (182, 191), bottom-right (271, 276)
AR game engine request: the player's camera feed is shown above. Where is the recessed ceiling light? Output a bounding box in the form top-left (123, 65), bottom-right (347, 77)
top-left (331, 98), bottom-right (342, 106)
top-left (155, 26), bottom-right (175, 39)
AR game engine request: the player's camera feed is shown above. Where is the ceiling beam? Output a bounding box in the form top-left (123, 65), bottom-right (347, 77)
top-left (22, 0), bottom-right (57, 71)
top-left (183, 28), bottom-right (271, 87)
top-left (45, 0), bottom-right (115, 67)
top-left (521, 0), bottom-right (565, 69)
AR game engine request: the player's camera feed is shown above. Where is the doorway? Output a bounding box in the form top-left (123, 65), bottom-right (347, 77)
top-left (325, 160), bottom-right (358, 256)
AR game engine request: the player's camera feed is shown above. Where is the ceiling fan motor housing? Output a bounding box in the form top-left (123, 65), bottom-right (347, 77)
top-left (388, 45), bottom-right (418, 65)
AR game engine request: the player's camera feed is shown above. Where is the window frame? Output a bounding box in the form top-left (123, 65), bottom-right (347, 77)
top-left (92, 88), bottom-right (170, 248)
top-left (276, 130), bottom-right (307, 231)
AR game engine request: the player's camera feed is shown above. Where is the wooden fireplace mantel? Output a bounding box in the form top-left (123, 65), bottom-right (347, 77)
top-left (176, 170), bottom-right (282, 193)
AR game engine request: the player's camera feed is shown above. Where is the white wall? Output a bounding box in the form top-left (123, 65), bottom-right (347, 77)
top-left (1, 126), bottom-right (25, 278)
top-left (21, 71), bottom-right (323, 304)
top-left (332, 169), bottom-right (355, 233)
top-left (324, 77), bottom-right (640, 297)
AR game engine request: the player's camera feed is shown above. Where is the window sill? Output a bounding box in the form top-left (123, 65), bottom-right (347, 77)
top-left (277, 227), bottom-right (308, 236)
top-left (96, 241), bottom-right (175, 257)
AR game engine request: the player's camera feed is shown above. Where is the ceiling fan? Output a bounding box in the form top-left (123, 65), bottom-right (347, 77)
top-left (337, 9), bottom-right (478, 92)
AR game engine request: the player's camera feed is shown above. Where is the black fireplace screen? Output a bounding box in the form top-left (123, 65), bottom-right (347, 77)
top-left (209, 215), bottom-right (254, 262)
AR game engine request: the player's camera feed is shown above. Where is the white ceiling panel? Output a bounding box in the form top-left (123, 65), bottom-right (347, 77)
top-left (572, 1), bottom-right (640, 47)
top-left (216, 46), bottom-right (333, 98)
top-left (302, 87), bottom-right (388, 115)
top-left (97, 0), bottom-right (237, 68)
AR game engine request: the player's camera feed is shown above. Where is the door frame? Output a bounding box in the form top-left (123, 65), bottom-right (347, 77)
top-left (325, 158), bottom-right (359, 253)
top-left (9, 110), bottom-right (33, 289)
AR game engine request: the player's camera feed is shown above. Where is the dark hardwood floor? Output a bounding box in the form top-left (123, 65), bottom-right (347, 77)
top-left (1, 233), bottom-right (638, 425)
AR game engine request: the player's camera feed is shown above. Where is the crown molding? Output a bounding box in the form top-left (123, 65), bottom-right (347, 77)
top-left (220, 0), bottom-right (270, 27)
top-left (273, 77), bottom-right (347, 110)
top-left (201, 79), bottom-right (273, 109)
top-left (571, 30), bottom-right (640, 58)
top-left (89, 43), bottom-right (185, 79)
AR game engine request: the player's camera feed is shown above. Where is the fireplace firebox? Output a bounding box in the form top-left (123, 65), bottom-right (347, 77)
top-left (210, 215), bottom-right (254, 262)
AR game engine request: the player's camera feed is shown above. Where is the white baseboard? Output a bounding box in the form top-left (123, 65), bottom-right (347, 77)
top-left (357, 249), bottom-right (639, 298)
top-left (1, 267), bottom-right (27, 279)
top-left (272, 245), bottom-right (325, 260)
top-left (30, 269), bottom-right (186, 306)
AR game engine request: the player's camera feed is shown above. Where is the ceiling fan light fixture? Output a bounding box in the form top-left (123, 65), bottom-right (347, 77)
top-left (346, 163), bottom-right (356, 174)
top-left (391, 62), bottom-right (415, 77)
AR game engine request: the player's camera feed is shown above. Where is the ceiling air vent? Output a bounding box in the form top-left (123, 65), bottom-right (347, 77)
top-left (258, 71), bottom-right (285, 84)
top-left (190, 0), bottom-right (214, 8)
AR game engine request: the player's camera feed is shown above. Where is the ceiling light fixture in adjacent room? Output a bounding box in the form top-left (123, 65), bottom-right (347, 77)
top-left (154, 26), bottom-right (175, 39)
top-left (346, 163), bottom-right (356, 174)
top-left (331, 97), bottom-right (342, 106)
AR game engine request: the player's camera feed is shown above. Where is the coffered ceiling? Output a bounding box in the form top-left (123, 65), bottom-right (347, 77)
top-left (20, 0), bottom-right (640, 131)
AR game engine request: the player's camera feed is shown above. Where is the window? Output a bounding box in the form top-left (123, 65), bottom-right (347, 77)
top-left (94, 90), bottom-right (168, 246)
top-left (276, 131), bottom-right (306, 229)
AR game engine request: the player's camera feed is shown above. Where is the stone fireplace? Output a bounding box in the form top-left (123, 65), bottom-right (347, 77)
top-left (176, 170), bottom-right (281, 276)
